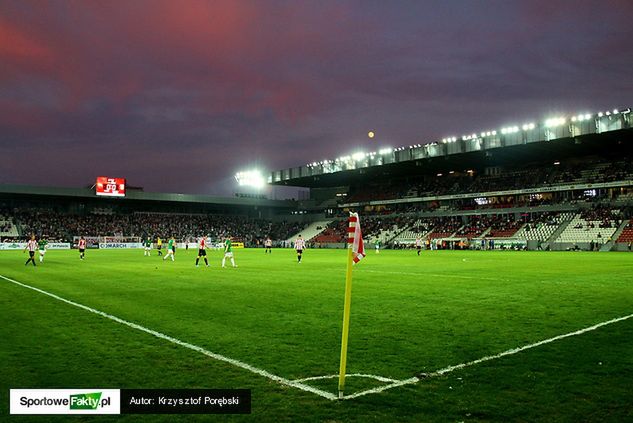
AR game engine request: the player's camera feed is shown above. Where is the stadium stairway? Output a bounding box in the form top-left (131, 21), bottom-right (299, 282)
top-left (612, 219), bottom-right (630, 242)
top-left (604, 220), bottom-right (631, 251)
top-left (545, 215), bottom-right (574, 243)
top-left (285, 220), bottom-right (333, 243)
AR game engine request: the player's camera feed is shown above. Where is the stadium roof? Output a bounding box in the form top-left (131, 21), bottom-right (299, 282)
top-left (0, 184), bottom-right (294, 208)
top-left (270, 107), bottom-right (632, 188)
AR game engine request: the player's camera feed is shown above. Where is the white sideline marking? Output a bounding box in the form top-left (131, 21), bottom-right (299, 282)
top-left (0, 274), bottom-right (337, 401)
top-left (342, 312), bottom-right (633, 400)
top-left (293, 373), bottom-right (398, 383)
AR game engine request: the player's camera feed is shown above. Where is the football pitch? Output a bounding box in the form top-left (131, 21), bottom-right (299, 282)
top-left (1, 248), bottom-right (632, 422)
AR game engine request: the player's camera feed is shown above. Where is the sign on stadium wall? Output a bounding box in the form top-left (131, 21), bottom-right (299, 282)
top-left (98, 242), bottom-right (143, 249)
top-left (0, 242), bottom-right (70, 250)
top-left (47, 243), bottom-right (71, 249)
top-left (0, 242), bottom-right (26, 250)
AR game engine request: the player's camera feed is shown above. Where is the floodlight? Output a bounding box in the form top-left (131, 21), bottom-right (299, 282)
top-left (352, 152), bottom-right (365, 161)
top-left (545, 117), bottom-right (565, 128)
top-left (235, 170), bottom-right (266, 188)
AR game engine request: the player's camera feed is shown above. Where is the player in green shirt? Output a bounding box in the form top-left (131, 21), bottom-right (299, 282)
top-left (38, 238), bottom-right (48, 263)
top-left (143, 237), bottom-right (152, 256)
top-left (163, 237), bottom-right (175, 261)
top-left (221, 237), bottom-right (237, 268)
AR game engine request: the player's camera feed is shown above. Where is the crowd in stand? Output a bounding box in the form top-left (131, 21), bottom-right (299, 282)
top-left (342, 159), bottom-right (633, 205)
top-left (0, 215), bottom-right (13, 234)
top-left (5, 208), bottom-right (308, 246)
top-left (578, 206), bottom-right (621, 228)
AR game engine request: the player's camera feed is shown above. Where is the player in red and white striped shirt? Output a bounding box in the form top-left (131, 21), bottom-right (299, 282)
top-left (294, 235), bottom-right (305, 263)
top-left (195, 236), bottom-right (209, 267)
top-left (23, 235), bottom-right (38, 266)
top-left (78, 237), bottom-right (86, 260)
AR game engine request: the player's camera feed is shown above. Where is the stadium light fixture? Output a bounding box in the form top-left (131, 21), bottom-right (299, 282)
top-left (545, 117), bottom-right (566, 128)
top-left (352, 152), bottom-right (365, 161)
top-left (598, 112), bottom-right (603, 117)
top-left (613, 109), bottom-right (619, 114)
top-left (235, 170), bottom-right (266, 188)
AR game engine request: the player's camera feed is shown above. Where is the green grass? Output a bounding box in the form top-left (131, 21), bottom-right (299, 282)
top-left (1, 248), bottom-right (632, 422)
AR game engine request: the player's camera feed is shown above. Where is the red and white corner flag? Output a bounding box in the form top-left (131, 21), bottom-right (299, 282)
top-left (348, 212), bottom-right (365, 264)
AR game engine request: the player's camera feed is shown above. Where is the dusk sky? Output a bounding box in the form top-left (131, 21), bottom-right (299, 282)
top-left (1, 0), bottom-right (632, 196)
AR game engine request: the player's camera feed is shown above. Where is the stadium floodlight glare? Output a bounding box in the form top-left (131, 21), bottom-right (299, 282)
top-left (598, 112), bottom-right (603, 117)
top-left (613, 109), bottom-right (619, 114)
top-left (352, 152), bottom-right (365, 161)
top-left (545, 117), bottom-right (566, 128)
top-left (235, 170), bottom-right (266, 188)
top-left (501, 126), bottom-right (520, 134)
top-left (522, 123), bottom-right (535, 131)
top-left (584, 114), bottom-right (592, 120)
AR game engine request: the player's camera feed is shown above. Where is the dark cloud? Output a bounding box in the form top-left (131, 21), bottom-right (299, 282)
top-left (1, 0), bottom-right (632, 194)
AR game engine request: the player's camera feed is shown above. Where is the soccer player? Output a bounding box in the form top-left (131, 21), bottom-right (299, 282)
top-left (163, 236), bottom-right (175, 262)
top-left (23, 235), bottom-right (37, 266)
top-left (38, 236), bottom-right (48, 263)
top-left (294, 234), bottom-right (305, 263)
top-left (265, 237), bottom-right (272, 254)
top-left (375, 239), bottom-right (380, 254)
top-left (222, 237), bottom-right (237, 268)
top-left (195, 236), bottom-right (209, 267)
top-left (143, 237), bottom-right (152, 256)
top-left (157, 237), bottom-right (163, 256)
top-left (78, 236), bottom-right (86, 260)
top-left (415, 237), bottom-right (422, 256)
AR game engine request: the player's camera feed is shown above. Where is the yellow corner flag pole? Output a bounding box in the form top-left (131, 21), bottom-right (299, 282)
top-left (338, 244), bottom-right (355, 398)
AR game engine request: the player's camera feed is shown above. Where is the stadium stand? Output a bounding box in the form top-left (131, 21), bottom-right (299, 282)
top-left (391, 218), bottom-right (433, 244)
top-left (286, 220), bottom-right (332, 243)
top-left (427, 217), bottom-right (463, 240)
top-left (616, 222), bottom-right (633, 243)
top-left (8, 208), bottom-right (308, 246)
top-left (554, 208), bottom-right (621, 244)
top-left (0, 214), bottom-right (19, 239)
top-left (513, 212), bottom-right (574, 241)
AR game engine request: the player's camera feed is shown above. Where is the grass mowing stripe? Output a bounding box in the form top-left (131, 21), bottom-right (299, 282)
top-left (363, 269), bottom-right (506, 282)
top-left (343, 312), bottom-right (633, 400)
top-left (0, 274), bottom-right (338, 401)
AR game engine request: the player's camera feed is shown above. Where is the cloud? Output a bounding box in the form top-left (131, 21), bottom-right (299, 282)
top-left (1, 0), bottom-right (632, 193)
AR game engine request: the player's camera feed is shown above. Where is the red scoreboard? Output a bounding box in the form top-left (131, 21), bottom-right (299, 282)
top-left (96, 176), bottom-right (126, 197)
